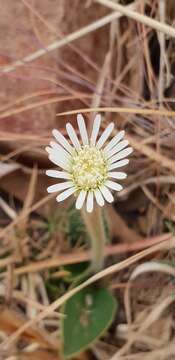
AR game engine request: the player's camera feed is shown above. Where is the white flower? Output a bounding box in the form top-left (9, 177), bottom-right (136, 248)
top-left (46, 114), bottom-right (133, 213)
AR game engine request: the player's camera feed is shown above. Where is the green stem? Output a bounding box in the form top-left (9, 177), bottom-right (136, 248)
top-left (81, 205), bottom-right (106, 272)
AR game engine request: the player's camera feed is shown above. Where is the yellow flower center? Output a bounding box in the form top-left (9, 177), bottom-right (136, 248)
top-left (69, 145), bottom-right (108, 191)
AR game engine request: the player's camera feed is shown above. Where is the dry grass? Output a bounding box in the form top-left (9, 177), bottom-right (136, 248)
top-left (0, 0), bottom-right (175, 359)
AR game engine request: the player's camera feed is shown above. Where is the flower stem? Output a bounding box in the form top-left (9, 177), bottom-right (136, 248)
top-left (81, 205), bottom-right (106, 272)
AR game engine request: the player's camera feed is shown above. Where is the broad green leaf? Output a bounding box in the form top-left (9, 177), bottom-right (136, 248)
top-left (62, 286), bottom-right (117, 358)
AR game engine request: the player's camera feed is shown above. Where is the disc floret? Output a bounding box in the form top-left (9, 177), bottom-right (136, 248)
top-left (70, 145), bottom-right (108, 191)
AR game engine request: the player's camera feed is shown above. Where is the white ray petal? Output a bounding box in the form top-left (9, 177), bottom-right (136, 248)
top-left (108, 159), bottom-right (129, 170)
top-left (105, 180), bottom-right (123, 192)
top-left (48, 149), bottom-right (68, 164)
top-left (86, 191), bottom-right (94, 213)
top-left (50, 141), bottom-right (71, 160)
top-left (108, 172), bottom-right (127, 180)
top-left (52, 129), bottom-right (73, 154)
top-left (77, 114), bottom-right (89, 145)
top-left (96, 123), bottom-right (114, 149)
top-left (94, 189), bottom-right (104, 207)
top-left (90, 114), bottom-right (101, 146)
top-left (47, 181), bottom-right (73, 193)
top-left (56, 187), bottom-right (76, 202)
top-left (49, 142), bottom-right (71, 163)
top-left (48, 144), bottom-right (71, 166)
top-left (46, 170), bottom-right (70, 179)
top-left (109, 147), bottom-right (133, 164)
top-left (105, 140), bottom-right (129, 159)
top-left (66, 123), bottom-right (81, 150)
top-left (76, 190), bottom-right (87, 210)
top-left (99, 185), bottom-right (114, 203)
top-left (104, 130), bottom-right (125, 152)
top-left (49, 154), bottom-right (69, 171)
top-left (45, 146), bottom-right (52, 154)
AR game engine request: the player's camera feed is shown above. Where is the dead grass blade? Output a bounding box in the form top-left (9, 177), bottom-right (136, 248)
top-left (111, 292), bottom-right (175, 359)
top-left (127, 135), bottom-right (175, 174)
top-left (0, 162), bottom-right (20, 178)
top-left (19, 166), bottom-right (38, 229)
top-left (96, 0), bottom-right (175, 38)
top-left (57, 106), bottom-right (175, 118)
top-left (124, 261), bottom-right (175, 325)
top-left (0, 307), bottom-right (58, 350)
top-left (0, 197), bottom-right (17, 220)
top-left (113, 292), bottom-right (175, 359)
top-left (0, 234), bottom-right (169, 277)
top-left (89, 52), bottom-right (111, 132)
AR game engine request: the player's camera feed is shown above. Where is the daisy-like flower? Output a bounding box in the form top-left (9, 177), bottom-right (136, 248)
top-left (46, 114), bottom-right (133, 213)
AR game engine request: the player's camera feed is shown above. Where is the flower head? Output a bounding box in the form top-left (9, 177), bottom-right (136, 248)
top-left (46, 114), bottom-right (133, 212)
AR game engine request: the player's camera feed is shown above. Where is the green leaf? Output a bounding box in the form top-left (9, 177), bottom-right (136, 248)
top-left (64, 262), bottom-right (90, 282)
top-left (45, 278), bottom-right (66, 301)
top-left (165, 220), bottom-right (175, 235)
top-left (62, 286), bottom-right (117, 358)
